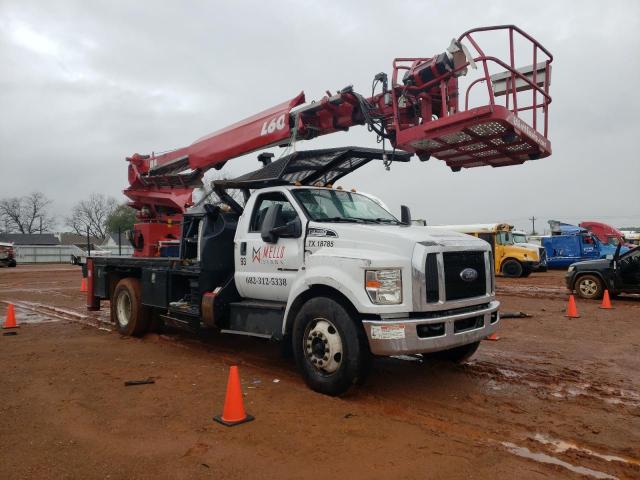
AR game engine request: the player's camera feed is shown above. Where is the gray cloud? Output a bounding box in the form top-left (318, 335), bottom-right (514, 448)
top-left (1, 0), bottom-right (638, 233)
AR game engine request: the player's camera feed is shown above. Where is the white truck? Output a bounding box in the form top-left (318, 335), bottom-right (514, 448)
top-left (87, 148), bottom-right (499, 395)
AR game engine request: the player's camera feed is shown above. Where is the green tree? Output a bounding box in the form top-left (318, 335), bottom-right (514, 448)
top-left (105, 203), bottom-right (137, 234)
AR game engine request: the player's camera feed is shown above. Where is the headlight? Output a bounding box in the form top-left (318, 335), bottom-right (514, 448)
top-left (567, 265), bottom-right (575, 272)
top-left (365, 269), bottom-right (402, 304)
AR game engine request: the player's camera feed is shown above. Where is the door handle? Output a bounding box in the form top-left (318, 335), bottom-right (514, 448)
top-left (240, 242), bottom-right (247, 256)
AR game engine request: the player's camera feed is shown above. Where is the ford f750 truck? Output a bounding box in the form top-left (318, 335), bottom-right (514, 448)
top-left (87, 148), bottom-right (500, 395)
top-left (87, 27), bottom-right (554, 394)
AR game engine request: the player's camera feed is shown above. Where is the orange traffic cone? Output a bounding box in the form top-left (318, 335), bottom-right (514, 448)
top-left (80, 278), bottom-right (87, 293)
top-left (485, 332), bottom-right (500, 341)
top-left (3, 303), bottom-right (18, 329)
top-left (600, 290), bottom-right (613, 309)
top-left (565, 295), bottom-right (580, 318)
top-left (214, 366), bottom-right (254, 427)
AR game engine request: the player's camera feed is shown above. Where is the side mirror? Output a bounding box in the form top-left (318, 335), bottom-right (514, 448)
top-left (261, 204), bottom-right (302, 243)
top-left (261, 204), bottom-right (282, 243)
top-left (400, 205), bottom-right (411, 225)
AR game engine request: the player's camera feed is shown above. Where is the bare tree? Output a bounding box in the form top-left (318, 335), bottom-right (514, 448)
top-left (66, 194), bottom-right (118, 239)
top-left (0, 192), bottom-right (55, 234)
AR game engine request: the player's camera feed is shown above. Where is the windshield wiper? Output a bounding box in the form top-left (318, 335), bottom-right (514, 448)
top-left (373, 217), bottom-right (401, 224)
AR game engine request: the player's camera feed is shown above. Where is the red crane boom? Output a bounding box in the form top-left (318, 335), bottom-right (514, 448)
top-left (124, 25), bottom-right (553, 256)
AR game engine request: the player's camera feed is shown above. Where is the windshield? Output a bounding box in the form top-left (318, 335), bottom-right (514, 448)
top-left (293, 188), bottom-right (399, 224)
top-left (496, 231), bottom-right (514, 245)
top-left (512, 233), bottom-right (527, 243)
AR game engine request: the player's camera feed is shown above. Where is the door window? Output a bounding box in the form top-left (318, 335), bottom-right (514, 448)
top-left (250, 192), bottom-right (299, 232)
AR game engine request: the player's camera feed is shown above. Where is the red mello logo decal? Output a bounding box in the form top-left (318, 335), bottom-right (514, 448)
top-left (252, 245), bottom-right (286, 263)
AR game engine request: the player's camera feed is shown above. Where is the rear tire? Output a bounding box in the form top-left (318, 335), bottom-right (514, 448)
top-left (111, 278), bottom-right (150, 336)
top-left (292, 296), bottom-right (370, 396)
top-left (8, 260), bottom-right (16, 267)
top-left (575, 274), bottom-right (604, 300)
top-left (501, 259), bottom-right (523, 277)
top-left (426, 341), bottom-right (480, 363)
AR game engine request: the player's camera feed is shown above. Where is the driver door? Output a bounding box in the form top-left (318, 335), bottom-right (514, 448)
top-left (235, 191), bottom-right (305, 302)
top-left (617, 249), bottom-right (640, 291)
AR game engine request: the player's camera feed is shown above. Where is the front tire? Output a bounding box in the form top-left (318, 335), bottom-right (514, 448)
top-left (8, 260), bottom-right (16, 267)
top-left (292, 297), bottom-right (370, 396)
top-left (575, 274), bottom-right (604, 300)
top-left (501, 259), bottom-right (523, 277)
top-left (111, 278), bottom-right (149, 336)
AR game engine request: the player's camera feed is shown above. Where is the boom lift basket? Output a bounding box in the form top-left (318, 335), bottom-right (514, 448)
top-left (392, 25), bottom-right (553, 171)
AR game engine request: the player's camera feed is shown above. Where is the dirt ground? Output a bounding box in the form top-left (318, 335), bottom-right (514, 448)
top-left (0, 265), bottom-right (638, 479)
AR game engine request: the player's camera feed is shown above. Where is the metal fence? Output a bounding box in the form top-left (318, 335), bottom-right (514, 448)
top-left (14, 245), bottom-right (134, 263)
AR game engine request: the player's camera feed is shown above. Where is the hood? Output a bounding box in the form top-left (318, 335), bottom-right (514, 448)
top-left (572, 258), bottom-right (609, 269)
top-left (308, 222), bottom-right (489, 257)
top-left (515, 241), bottom-right (542, 249)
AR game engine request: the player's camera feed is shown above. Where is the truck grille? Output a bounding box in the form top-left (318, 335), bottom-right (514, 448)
top-left (425, 253), bottom-right (439, 303)
top-left (443, 251), bottom-right (487, 301)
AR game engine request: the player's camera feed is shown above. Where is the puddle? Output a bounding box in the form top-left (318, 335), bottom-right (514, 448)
top-left (531, 433), bottom-right (640, 466)
top-left (501, 441), bottom-right (617, 479)
top-left (1, 300), bottom-right (113, 332)
top-left (19, 310), bottom-right (60, 324)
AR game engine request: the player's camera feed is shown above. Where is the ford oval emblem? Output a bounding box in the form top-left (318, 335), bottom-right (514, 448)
top-left (460, 268), bottom-right (478, 282)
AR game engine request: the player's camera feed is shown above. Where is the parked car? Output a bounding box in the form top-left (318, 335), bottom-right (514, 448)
top-left (0, 242), bottom-right (17, 267)
top-left (566, 245), bottom-right (640, 299)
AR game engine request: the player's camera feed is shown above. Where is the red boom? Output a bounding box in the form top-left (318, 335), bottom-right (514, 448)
top-left (124, 25), bottom-right (553, 257)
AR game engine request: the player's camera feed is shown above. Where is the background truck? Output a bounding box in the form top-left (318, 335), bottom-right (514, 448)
top-left (542, 226), bottom-right (630, 268)
top-left (579, 221), bottom-right (633, 248)
top-left (88, 148), bottom-right (500, 395)
top-left (511, 229), bottom-right (547, 271)
top-left (430, 224), bottom-right (545, 277)
top-left (86, 25), bottom-right (554, 395)
top-left (0, 242), bottom-right (16, 267)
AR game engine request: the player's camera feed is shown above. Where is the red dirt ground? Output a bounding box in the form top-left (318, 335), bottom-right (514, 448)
top-left (0, 265), bottom-right (638, 479)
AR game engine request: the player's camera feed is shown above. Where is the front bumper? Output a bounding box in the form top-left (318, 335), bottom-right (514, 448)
top-left (362, 300), bottom-right (500, 356)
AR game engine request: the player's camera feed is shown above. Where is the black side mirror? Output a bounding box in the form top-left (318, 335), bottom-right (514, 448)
top-left (261, 204), bottom-right (302, 243)
top-left (261, 204), bottom-right (282, 243)
top-left (400, 205), bottom-right (411, 225)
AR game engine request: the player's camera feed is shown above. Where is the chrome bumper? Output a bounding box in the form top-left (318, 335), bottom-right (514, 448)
top-left (362, 301), bottom-right (500, 356)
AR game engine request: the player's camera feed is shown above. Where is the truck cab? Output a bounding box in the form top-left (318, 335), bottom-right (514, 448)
top-left (579, 221), bottom-right (630, 248)
top-left (542, 231), bottom-right (630, 268)
top-left (512, 229), bottom-right (547, 271)
top-left (88, 148), bottom-right (500, 396)
top-left (430, 223), bottom-right (543, 277)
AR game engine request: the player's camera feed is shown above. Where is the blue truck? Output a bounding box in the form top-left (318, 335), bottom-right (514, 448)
top-left (542, 223), bottom-right (629, 268)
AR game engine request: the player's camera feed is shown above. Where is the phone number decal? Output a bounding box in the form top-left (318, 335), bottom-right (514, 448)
top-left (245, 276), bottom-right (287, 287)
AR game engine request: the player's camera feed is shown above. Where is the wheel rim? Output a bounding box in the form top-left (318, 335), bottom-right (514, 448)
top-left (303, 317), bottom-right (343, 374)
top-left (579, 279), bottom-right (598, 297)
top-left (116, 290), bottom-right (132, 327)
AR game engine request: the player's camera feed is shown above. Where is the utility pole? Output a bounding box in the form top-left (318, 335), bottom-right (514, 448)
top-left (529, 216), bottom-right (537, 235)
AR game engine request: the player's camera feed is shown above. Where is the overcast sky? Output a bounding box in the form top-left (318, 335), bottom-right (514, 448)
top-left (1, 0), bottom-right (639, 233)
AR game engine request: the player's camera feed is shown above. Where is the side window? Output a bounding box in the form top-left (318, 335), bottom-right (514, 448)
top-left (249, 192), bottom-right (299, 232)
